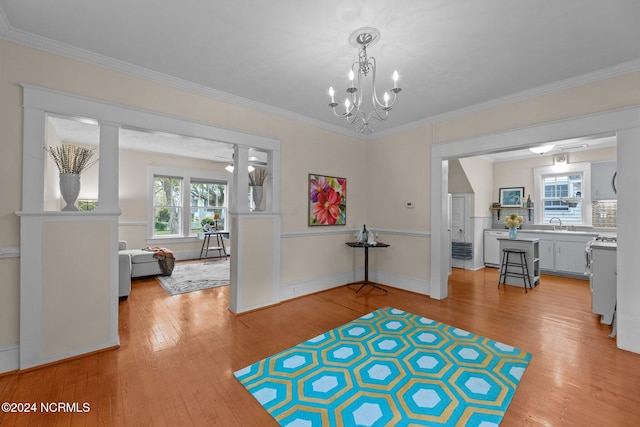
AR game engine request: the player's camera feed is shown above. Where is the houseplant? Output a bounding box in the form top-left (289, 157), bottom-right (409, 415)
top-left (504, 213), bottom-right (524, 240)
top-left (201, 213), bottom-right (222, 232)
top-left (45, 143), bottom-right (98, 211)
top-left (248, 167), bottom-right (268, 211)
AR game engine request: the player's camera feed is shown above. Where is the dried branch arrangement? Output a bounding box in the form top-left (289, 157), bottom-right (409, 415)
top-left (45, 143), bottom-right (99, 174)
top-left (248, 167), bottom-right (268, 186)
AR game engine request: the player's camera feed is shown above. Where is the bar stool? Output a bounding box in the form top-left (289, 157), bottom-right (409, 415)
top-left (498, 248), bottom-right (532, 292)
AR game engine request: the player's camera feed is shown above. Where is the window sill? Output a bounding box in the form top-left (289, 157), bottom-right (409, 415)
top-left (147, 236), bottom-right (202, 245)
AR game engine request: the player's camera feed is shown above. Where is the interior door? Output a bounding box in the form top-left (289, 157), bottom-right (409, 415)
top-left (450, 194), bottom-right (467, 269)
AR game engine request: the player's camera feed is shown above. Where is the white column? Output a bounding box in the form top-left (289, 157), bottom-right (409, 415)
top-left (616, 127), bottom-right (640, 354)
top-left (430, 157), bottom-right (449, 300)
top-left (22, 107), bottom-right (46, 212)
top-left (231, 145), bottom-right (250, 213)
top-left (97, 121), bottom-right (120, 213)
top-left (267, 150), bottom-right (281, 212)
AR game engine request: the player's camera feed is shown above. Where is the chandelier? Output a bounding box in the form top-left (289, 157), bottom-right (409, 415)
top-left (328, 27), bottom-right (402, 133)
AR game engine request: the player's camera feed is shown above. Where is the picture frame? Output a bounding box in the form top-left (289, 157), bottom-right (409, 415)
top-left (308, 173), bottom-right (346, 226)
top-left (499, 187), bottom-right (525, 207)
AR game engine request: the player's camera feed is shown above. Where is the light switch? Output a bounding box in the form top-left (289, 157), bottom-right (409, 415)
top-left (405, 201), bottom-right (415, 208)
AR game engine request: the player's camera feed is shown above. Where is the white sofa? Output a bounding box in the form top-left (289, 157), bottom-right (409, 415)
top-left (119, 241), bottom-right (165, 300)
top-left (118, 246), bottom-right (131, 301)
top-left (119, 241), bottom-right (164, 278)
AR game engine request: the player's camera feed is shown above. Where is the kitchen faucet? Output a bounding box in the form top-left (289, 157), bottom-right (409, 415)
top-left (549, 217), bottom-right (562, 230)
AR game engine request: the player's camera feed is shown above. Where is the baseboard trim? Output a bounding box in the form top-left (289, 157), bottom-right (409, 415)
top-left (18, 344), bottom-right (120, 374)
top-left (280, 270), bottom-right (361, 301)
top-left (280, 269), bottom-right (429, 300)
top-left (374, 270), bottom-right (430, 296)
top-left (0, 344), bottom-right (19, 374)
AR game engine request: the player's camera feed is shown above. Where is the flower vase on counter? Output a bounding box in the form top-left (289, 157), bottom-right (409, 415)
top-left (504, 213), bottom-right (523, 240)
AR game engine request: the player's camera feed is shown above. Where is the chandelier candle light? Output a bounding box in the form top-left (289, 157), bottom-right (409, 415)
top-left (328, 27), bottom-right (401, 133)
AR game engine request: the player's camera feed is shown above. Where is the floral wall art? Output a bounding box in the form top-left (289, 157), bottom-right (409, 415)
top-left (308, 173), bottom-right (346, 226)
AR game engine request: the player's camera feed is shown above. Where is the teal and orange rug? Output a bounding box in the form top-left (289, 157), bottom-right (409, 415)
top-left (234, 307), bottom-right (531, 426)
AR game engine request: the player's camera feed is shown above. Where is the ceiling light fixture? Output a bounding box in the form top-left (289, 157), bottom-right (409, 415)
top-left (225, 164), bottom-right (255, 173)
top-left (224, 153), bottom-right (262, 173)
top-left (529, 145), bottom-right (555, 154)
top-left (557, 144), bottom-right (588, 151)
top-left (328, 27), bottom-right (401, 133)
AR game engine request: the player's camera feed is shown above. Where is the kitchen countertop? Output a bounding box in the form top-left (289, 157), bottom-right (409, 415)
top-left (497, 237), bottom-right (539, 242)
top-left (488, 228), bottom-right (600, 237)
top-left (519, 229), bottom-right (599, 237)
top-left (590, 241), bottom-right (617, 250)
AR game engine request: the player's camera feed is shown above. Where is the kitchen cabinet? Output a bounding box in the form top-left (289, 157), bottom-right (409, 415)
top-left (538, 237), bottom-right (555, 271)
top-left (590, 244), bottom-right (616, 325)
top-left (555, 239), bottom-right (590, 275)
top-left (520, 231), bottom-right (596, 278)
top-left (484, 230), bottom-right (509, 267)
top-left (591, 161), bottom-right (617, 200)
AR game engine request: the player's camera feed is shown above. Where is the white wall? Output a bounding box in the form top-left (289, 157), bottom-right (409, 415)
top-left (458, 156), bottom-right (494, 217)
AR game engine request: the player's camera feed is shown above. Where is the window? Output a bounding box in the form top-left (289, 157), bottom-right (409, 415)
top-left (150, 168), bottom-right (229, 239)
top-left (190, 180), bottom-right (227, 234)
top-left (542, 174), bottom-right (582, 223)
top-left (153, 176), bottom-right (183, 236)
top-left (77, 199), bottom-right (98, 211)
top-left (534, 163), bottom-right (591, 226)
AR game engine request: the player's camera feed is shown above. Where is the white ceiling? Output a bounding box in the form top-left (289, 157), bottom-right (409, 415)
top-left (2, 1), bottom-right (640, 150)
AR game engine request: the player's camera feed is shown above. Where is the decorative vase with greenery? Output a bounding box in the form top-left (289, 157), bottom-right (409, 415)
top-left (248, 167), bottom-right (268, 212)
top-left (45, 143), bottom-right (98, 211)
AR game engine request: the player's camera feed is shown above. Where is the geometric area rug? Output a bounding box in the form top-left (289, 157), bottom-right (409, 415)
top-left (157, 259), bottom-right (229, 296)
top-left (234, 307), bottom-right (531, 426)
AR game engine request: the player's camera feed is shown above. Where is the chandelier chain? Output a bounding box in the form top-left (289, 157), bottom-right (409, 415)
top-left (358, 45), bottom-right (370, 76)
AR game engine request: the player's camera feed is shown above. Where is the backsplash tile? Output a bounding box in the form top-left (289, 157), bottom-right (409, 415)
top-left (592, 201), bottom-right (617, 228)
top-left (490, 208), bottom-right (532, 227)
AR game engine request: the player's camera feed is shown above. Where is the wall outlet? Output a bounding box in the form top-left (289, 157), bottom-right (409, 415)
top-left (405, 201), bottom-right (415, 208)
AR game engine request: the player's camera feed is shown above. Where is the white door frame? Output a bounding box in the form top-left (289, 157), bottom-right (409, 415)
top-left (430, 105), bottom-right (640, 354)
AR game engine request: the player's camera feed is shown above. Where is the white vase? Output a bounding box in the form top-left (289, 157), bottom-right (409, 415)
top-left (252, 185), bottom-right (263, 212)
top-left (59, 173), bottom-right (81, 211)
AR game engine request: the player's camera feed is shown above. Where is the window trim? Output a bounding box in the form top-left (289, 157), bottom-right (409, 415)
top-left (153, 174), bottom-right (184, 236)
top-left (533, 162), bottom-right (592, 226)
top-left (147, 166), bottom-right (231, 241)
top-left (189, 178), bottom-right (229, 236)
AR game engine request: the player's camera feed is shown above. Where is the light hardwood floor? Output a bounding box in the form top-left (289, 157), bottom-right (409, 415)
top-left (1, 266), bottom-right (639, 426)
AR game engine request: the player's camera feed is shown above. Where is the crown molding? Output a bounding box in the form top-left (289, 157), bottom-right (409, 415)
top-left (0, 6), bottom-right (9, 34)
top-left (3, 11), bottom-right (640, 142)
top-left (372, 59), bottom-right (640, 140)
top-left (0, 19), bottom-right (364, 141)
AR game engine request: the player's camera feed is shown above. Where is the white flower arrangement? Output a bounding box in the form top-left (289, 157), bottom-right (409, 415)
top-left (504, 213), bottom-right (524, 228)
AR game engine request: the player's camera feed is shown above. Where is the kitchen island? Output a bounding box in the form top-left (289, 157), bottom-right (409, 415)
top-left (498, 237), bottom-right (540, 288)
top-left (485, 228), bottom-right (602, 278)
